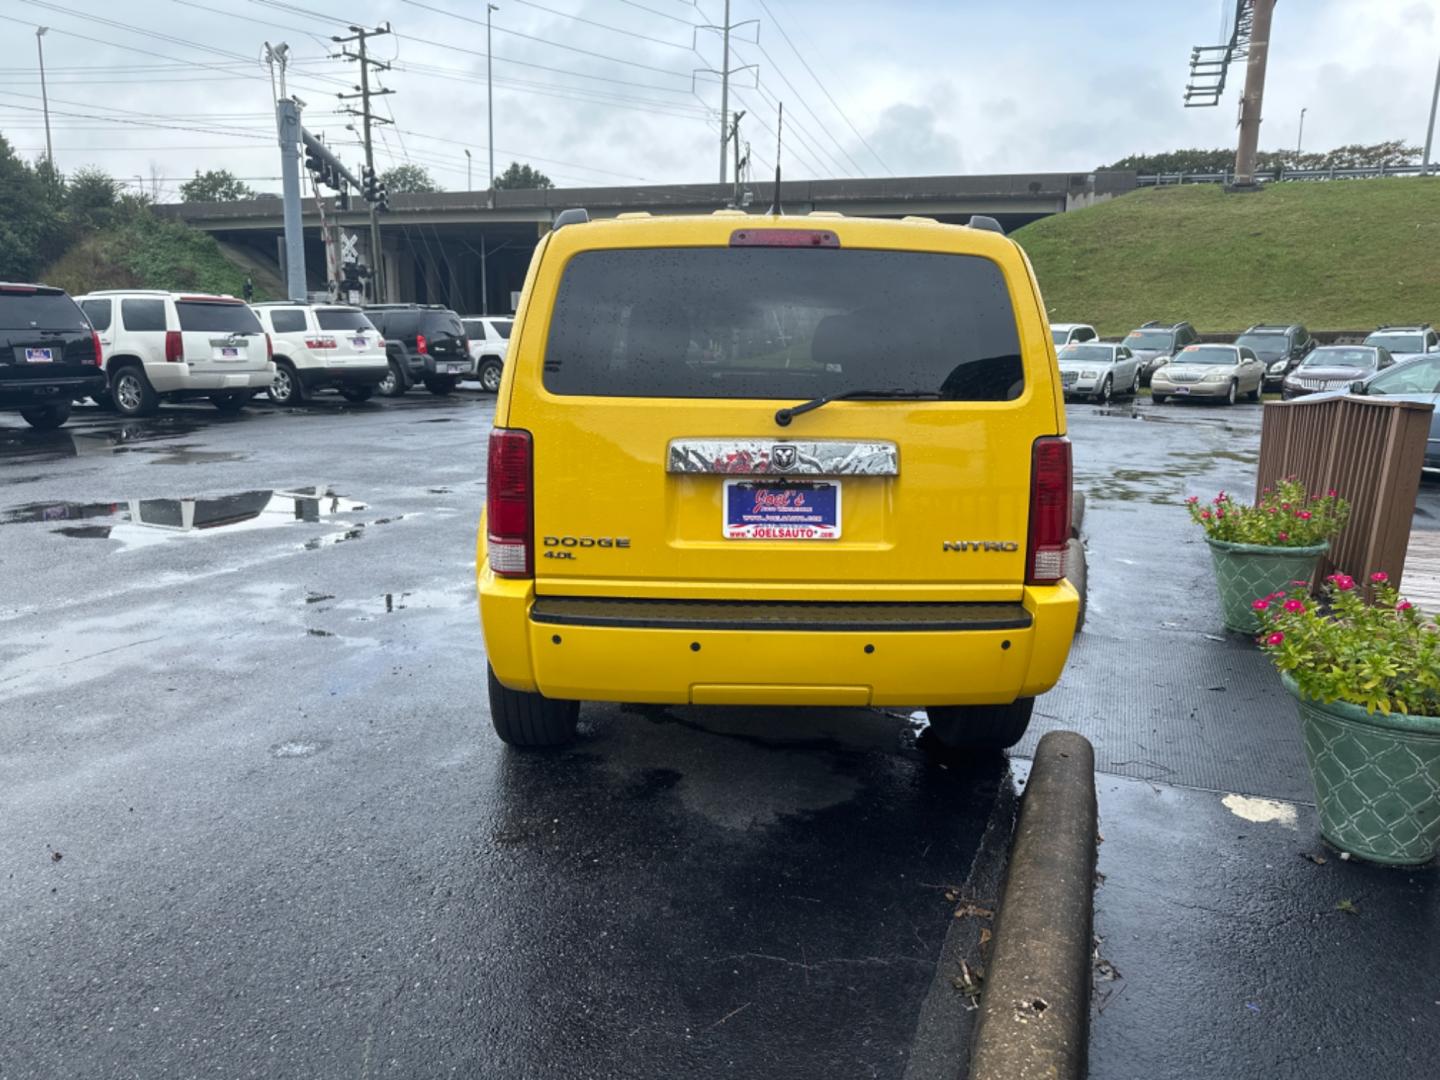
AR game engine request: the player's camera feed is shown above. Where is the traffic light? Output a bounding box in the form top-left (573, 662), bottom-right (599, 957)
top-left (304, 142), bottom-right (322, 177)
top-left (336, 189), bottom-right (351, 212)
top-left (374, 180), bottom-right (389, 213)
top-left (361, 164), bottom-right (377, 201)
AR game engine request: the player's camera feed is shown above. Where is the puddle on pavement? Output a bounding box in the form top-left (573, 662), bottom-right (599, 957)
top-left (1, 487), bottom-right (366, 547)
top-left (115, 445), bottom-right (249, 466)
top-left (270, 738), bottom-right (330, 759)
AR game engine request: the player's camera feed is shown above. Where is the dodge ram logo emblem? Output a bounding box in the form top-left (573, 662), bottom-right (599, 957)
top-left (770, 445), bottom-right (797, 471)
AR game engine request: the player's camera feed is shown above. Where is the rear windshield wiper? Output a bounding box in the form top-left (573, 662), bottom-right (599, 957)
top-left (775, 388), bottom-right (941, 427)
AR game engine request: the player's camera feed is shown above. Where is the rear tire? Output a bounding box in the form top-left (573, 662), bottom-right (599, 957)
top-left (479, 358), bottom-right (503, 394)
top-left (1131, 368), bottom-right (1142, 396)
top-left (424, 376), bottom-right (457, 396)
top-left (20, 402), bottom-right (71, 430)
top-left (924, 699), bottom-right (1035, 752)
top-left (1247, 382), bottom-right (1262, 403)
top-left (110, 364), bottom-right (158, 417)
top-left (377, 360), bottom-right (406, 397)
top-left (210, 392), bottom-right (249, 414)
top-left (339, 385), bottom-right (374, 403)
top-left (487, 665), bottom-right (580, 747)
top-left (268, 360), bottom-right (306, 406)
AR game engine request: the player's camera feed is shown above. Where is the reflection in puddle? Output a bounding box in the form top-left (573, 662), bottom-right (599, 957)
top-left (2, 488), bottom-right (366, 547)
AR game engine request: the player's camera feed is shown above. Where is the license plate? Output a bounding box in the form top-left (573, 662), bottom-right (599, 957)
top-left (724, 480), bottom-right (841, 540)
top-left (352, 337), bottom-right (368, 348)
top-left (24, 348), bottom-right (53, 363)
top-left (445, 364), bottom-right (464, 374)
top-left (221, 347), bottom-right (240, 357)
top-left (1175, 386), bottom-right (1191, 395)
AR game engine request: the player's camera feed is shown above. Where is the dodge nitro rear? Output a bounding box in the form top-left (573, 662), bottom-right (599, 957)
top-left (477, 211), bottom-right (1078, 749)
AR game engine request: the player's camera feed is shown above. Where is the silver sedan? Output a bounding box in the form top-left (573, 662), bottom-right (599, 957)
top-left (1056, 342), bottom-right (1142, 402)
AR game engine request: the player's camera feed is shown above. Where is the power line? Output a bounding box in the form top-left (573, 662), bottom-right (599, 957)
top-left (506, 0), bottom-right (692, 50)
top-left (754, 0), bottom-right (890, 175)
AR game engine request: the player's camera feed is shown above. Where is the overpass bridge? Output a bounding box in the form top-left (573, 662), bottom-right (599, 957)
top-left (161, 171), bottom-right (1136, 314)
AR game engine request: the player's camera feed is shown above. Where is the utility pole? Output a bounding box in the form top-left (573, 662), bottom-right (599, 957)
top-left (729, 110), bottom-right (747, 208)
top-left (1233, 0), bottom-right (1277, 187)
top-left (487, 4), bottom-right (498, 207)
top-left (35, 27), bottom-right (52, 168)
top-left (335, 23), bottom-right (394, 302)
top-left (465, 148), bottom-right (472, 191)
top-left (276, 99), bottom-right (307, 301)
top-left (1424, 50), bottom-right (1440, 176)
top-left (718, 0), bottom-right (731, 184)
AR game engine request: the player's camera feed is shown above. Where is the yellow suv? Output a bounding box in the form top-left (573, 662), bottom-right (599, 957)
top-left (478, 210), bottom-right (1078, 749)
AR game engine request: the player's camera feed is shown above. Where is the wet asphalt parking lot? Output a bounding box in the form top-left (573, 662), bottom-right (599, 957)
top-left (1, 389), bottom-right (1437, 1079)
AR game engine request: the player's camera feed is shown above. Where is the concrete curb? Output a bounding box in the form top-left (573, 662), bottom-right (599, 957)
top-left (970, 731), bottom-right (1097, 1080)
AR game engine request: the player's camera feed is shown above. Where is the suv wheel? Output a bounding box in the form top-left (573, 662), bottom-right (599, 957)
top-left (479, 358), bottom-right (503, 394)
top-left (377, 361), bottom-right (406, 397)
top-left (487, 666), bottom-right (580, 747)
top-left (424, 376), bottom-right (457, 396)
top-left (210, 392), bottom-right (249, 414)
top-left (19, 402), bottom-right (71, 430)
top-left (268, 361), bottom-right (306, 406)
top-left (111, 364), bottom-right (158, 417)
top-left (339, 386), bottom-right (374, 403)
top-left (924, 699), bottom-right (1034, 752)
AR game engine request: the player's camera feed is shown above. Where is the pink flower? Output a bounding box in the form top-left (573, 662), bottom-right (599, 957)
top-left (1265, 632), bottom-right (1285, 646)
top-left (1277, 532), bottom-right (1289, 542)
top-left (1216, 509), bottom-right (1225, 519)
top-left (1252, 599), bottom-right (1270, 612)
top-left (1266, 506), bottom-right (1278, 514)
top-left (1201, 510), bottom-right (1212, 521)
top-left (1283, 599), bottom-right (1306, 613)
top-left (1333, 574), bottom-right (1356, 591)
top-left (1370, 571), bottom-right (1388, 583)
top-left (1398, 601), bottom-right (1414, 612)
top-left (1327, 489), bottom-right (1338, 498)
top-left (1267, 591), bottom-right (1287, 600)
top-left (1186, 496), bottom-right (1199, 505)
top-left (1290, 579), bottom-right (1310, 586)
top-left (1297, 510), bottom-right (1312, 521)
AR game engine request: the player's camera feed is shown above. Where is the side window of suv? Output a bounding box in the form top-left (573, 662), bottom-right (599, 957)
top-left (269, 308), bottom-right (307, 333)
top-left (121, 298), bottom-right (166, 332)
top-left (81, 298), bottom-right (112, 332)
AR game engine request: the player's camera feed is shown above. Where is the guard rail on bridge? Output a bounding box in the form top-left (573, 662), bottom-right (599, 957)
top-left (1139, 164), bottom-right (1432, 186)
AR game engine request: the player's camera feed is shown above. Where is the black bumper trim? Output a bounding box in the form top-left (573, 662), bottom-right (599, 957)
top-left (296, 365), bottom-right (389, 389)
top-left (529, 596), bottom-right (1033, 632)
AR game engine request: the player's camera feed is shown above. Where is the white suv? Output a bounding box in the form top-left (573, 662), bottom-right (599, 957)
top-left (77, 290), bottom-right (274, 416)
top-left (253, 302), bottom-right (389, 405)
top-left (461, 315), bottom-right (513, 393)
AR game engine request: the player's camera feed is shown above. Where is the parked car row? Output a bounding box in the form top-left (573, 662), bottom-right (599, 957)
top-left (1, 282), bottom-right (515, 428)
top-left (1050, 318), bottom-right (1440, 408)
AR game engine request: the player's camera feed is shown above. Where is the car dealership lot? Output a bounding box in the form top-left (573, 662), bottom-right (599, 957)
top-left (1, 393), bottom-right (1436, 1079)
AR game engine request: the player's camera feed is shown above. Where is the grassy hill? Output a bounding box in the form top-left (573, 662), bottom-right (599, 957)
top-left (1014, 178), bottom-right (1440, 335)
top-left (43, 209), bottom-right (266, 299)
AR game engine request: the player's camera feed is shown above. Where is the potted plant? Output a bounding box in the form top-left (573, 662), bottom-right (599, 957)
top-left (1186, 479), bottom-right (1350, 634)
top-left (1258, 574), bottom-right (1440, 865)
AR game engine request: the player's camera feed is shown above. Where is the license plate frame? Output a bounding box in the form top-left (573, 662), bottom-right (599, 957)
top-left (723, 480), bottom-right (841, 540)
top-left (24, 347), bottom-right (54, 363)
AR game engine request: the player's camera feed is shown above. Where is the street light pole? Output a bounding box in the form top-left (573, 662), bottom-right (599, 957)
top-left (1424, 50), bottom-right (1440, 176)
top-left (35, 27), bottom-right (53, 168)
top-left (1296, 106), bottom-right (1307, 157)
top-left (487, 4), bottom-right (498, 207)
top-left (465, 148), bottom-right (472, 191)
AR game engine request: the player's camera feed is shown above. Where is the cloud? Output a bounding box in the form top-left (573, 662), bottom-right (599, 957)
top-left (863, 101), bottom-right (963, 175)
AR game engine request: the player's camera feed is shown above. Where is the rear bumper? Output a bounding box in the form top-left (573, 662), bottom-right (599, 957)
top-left (0, 373), bottom-right (107, 405)
top-left (479, 571), bottom-right (1079, 707)
top-left (297, 363), bottom-right (389, 390)
top-left (409, 356), bottom-right (474, 378)
top-left (149, 363), bottom-right (274, 394)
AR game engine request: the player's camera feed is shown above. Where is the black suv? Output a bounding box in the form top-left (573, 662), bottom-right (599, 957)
top-left (365, 304), bottom-right (471, 397)
top-left (1, 283), bottom-right (106, 429)
top-left (1235, 323), bottom-right (1315, 387)
top-left (1122, 320), bottom-right (1200, 385)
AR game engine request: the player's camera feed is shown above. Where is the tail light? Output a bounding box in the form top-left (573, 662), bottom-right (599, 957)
top-left (266, 333), bottom-right (274, 360)
top-left (304, 336), bottom-right (338, 350)
top-left (164, 330), bottom-right (183, 362)
top-left (487, 428), bottom-right (533, 578)
top-left (1026, 436), bottom-right (1072, 585)
top-left (416, 332), bottom-right (428, 355)
top-left (90, 330), bottom-right (104, 367)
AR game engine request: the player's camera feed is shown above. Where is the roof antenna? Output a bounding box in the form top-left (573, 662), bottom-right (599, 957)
top-left (768, 101), bottom-right (783, 216)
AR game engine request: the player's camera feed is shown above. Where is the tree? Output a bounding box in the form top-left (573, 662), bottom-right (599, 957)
top-left (0, 135), bottom-right (66, 281)
top-left (179, 169), bottom-right (255, 203)
top-left (379, 164), bottom-right (440, 193)
top-left (493, 161), bottom-right (554, 190)
top-left (66, 167), bottom-right (122, 230)
top-left (1102, 141), bottom-right (1422, 175)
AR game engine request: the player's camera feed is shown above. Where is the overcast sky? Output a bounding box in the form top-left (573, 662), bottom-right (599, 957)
top-left (0, 0), bottom-right (1436, 199)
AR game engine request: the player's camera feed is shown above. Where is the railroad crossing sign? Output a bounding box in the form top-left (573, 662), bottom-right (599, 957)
top-left (340, 232), bottom-right (359, 264)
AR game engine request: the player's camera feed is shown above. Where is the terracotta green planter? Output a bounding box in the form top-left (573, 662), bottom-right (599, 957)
top-left (1284, 675), bottom-right (1440, 866)
top-left (1205, 537), bottom-right (1328, 633)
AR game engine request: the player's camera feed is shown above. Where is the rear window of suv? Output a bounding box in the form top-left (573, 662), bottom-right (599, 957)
top-left (0, 290), bottom-right (87, 329)
top-left (177, 301), bottom-right (263, 334)
top-left (542, 248), bottom-right (1023, 401)
top-left (316, 309), bottom-right (376, 332)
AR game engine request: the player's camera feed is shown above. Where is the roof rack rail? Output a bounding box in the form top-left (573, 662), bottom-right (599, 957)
top-left (553, 207), bottom-right (590, 230)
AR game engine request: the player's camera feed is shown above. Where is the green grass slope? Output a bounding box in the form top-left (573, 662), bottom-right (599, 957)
top-left (44, 210), bottom-right (264, 299)
top-left (1014, 178), bottom-right (1440, 335)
